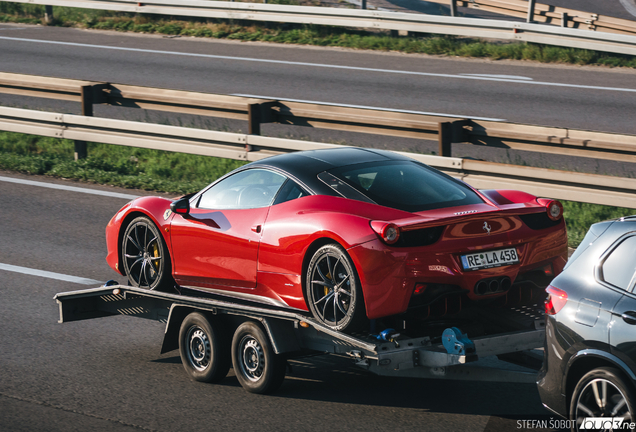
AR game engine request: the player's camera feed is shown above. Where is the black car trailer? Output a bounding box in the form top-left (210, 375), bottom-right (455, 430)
top-left (54, 284), bottom-right (546, 394)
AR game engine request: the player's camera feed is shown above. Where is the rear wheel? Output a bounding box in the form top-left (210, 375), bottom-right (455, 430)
top-left (305, 244), bottom-right (366, 333)
top-left (231, 322), bottom-right (286, 394)
top-left (121, 216), bottom-right (172, 290)
top-left (570, 367), bottom-right (634, 430)
top-left (178, 312), bottom-right (231, 383)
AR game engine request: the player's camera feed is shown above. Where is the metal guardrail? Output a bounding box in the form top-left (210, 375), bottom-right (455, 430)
top-left (4, 0), bottom-right (636, 55)
top-left (1, 104), bottom-right (635, 208)
top-left (2, 72), bottom-right (635, 164)
top-left (425, 0), bottom-right (636, 36)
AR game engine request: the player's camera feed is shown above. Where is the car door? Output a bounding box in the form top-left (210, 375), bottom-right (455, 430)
top-left (605, 235), bottom-right (636, 373)
top-left (170, 168), bottom-right (286, 291)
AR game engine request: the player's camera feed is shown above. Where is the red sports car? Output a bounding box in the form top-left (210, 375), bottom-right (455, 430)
top-left (106, 148), bottom-right (568, 332)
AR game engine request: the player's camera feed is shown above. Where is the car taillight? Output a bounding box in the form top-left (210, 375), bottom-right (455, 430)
top-left (413, 284), bottom-right (427, 295)
top-left (370, 221), bottom-right (400, 245)
top-left (537, 198), bottom-right (563, 221)
top-left (545, 285), bottom-right (568, 315)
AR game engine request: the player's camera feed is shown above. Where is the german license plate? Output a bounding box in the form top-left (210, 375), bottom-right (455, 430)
top-left (460, 248), bottom-right (519, 271)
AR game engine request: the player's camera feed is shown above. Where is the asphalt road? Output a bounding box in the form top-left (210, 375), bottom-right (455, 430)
top-left (0, 172), bottom-right (556, 432)
top-left (1, 23), bottom-right (635, 137)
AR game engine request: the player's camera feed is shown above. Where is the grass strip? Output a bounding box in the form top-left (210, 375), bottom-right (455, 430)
top-left (1, 131), bottom-right (633, 246)
top-left (1, 3), bottom-right (635, 68)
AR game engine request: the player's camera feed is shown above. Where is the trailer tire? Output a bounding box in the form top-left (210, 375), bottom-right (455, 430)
top-left (231, 322), bottom-right (286, 394)
top-left (178, 312), bottom-right (231, 383)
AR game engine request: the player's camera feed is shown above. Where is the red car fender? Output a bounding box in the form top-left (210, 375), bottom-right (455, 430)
top-left (258, 197), bottom-right (385, 274)
top-left (105, 196), bottom-right (174, 275)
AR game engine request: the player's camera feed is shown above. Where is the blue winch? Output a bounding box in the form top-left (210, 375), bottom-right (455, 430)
top-left (442, 327), bottom-right (475, 356)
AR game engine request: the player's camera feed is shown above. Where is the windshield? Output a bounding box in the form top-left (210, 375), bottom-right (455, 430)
top-left (327, 161), bottom-right (483, 212)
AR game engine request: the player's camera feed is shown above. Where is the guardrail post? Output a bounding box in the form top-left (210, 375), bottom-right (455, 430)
top-left (248, 103), bottom-right (262, 136)
top-left (526, 0), bottom-right (535, 23)
top-left (361, 0), bottom-right (367, 9)
top-left (44, 5), bottom-right (53, 24)
top-left (438, 122), bottom-right (452, 157)
top-left (247, 101), bottom-right (277, 138)
top-left (74, 85), bottom-right (93, 160)
top-left (450, 0), bottom-right (457, 17)
top-left (561, 12), bottom-right (568, 27)
top-left (438, 120), bottom-right (468, 157)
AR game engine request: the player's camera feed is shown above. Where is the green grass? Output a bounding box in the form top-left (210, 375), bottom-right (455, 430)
top-left (1, 132), bottom-right (633, 247)
top-left (1, 3), bottom-right (635, 67)
top-left (0, 132), bottom-right (246, 194)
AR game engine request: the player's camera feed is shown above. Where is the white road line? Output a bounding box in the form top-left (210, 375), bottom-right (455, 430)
top-left (459, 74), bottom-right (534, 81)
top-left (619, 0), bottom-right (636, 18)
top-left (0, 176), bottom-right (139, 199)
top-left (232, 93), bottom-right (507, 121)
top-left (0, 263), bottom-right (103, 285)
top-left (2, 36), bottom-right (636, 94)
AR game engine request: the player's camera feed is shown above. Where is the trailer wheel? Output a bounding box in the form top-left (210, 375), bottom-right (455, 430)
top-left (231, 322), bottom-right (286, 394)
top-left (178, 312), bottom-right (230, 383)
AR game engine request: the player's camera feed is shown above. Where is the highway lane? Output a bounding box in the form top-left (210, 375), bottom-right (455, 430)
top-left (0, 173), bottom-right (552, 432)
top-left (1, 24), bottom-right (635, 136)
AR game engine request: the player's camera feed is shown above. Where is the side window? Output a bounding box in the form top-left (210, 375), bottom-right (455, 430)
top-left (273, 179), bottom-right (310, 205)
top-left (600, 236), bottom-right (636, 291)
top-left (197, 169), bottom-right (286, 210)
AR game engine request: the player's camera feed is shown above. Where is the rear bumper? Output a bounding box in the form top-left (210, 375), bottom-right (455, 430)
top-left (348, 223), bottom-right (567, 320)
top-left (537, 317), bottom-right (568, 418)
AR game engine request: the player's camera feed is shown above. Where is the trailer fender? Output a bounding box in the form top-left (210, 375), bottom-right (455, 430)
top-left (259, 317), bottom-right (302, 355)
top-left (161, 304), bottom-right (218, 354)
top-left (161, 304), bottom-right (302, 355)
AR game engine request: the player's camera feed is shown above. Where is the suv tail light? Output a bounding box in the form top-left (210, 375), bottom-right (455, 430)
top-left (545, 285), bottom-right (568, 315)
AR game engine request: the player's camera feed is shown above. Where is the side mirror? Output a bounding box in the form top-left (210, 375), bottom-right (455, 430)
top-left (170, 197), bottom-right (190, 215)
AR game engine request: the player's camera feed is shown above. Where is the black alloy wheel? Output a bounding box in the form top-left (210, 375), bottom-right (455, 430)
top-left (121, 216), bottom-right (172, 290)
top-left (571, 367), bottom-right (634, 431)
top-left (306, 244), bottom-right (366, 333)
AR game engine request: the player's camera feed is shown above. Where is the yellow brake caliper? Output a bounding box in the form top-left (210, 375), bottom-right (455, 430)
top-left (151, 242), bottom-right (160, 275)
top-left (325, 272), bottom-right (332, 296)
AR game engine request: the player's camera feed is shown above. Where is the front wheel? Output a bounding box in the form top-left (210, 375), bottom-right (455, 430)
top-left (305, 244), bottom-right (366, 333)
top-left (121, 216), bottom-right (172, 290)
top-left (570, 367), bottom-right (634, 431)
top-left (231, 322), bottom-right (286, 394)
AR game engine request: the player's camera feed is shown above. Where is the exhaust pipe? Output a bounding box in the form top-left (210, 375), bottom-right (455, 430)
top-left (475, 280), bottom-right (488, 295)
top-left (488, 279), bottom-right (500, 293)
top-left (475, 276), bottom-right (512, 296)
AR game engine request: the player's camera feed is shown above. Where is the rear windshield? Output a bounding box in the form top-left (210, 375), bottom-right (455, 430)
top-left (327, 161), bottom-right (483, 212)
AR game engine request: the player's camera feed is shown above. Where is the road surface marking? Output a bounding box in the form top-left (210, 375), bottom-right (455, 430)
top-left (459, 74), bottom-right (533, 81)
top-left (232, 94), bottom-right (507, 121)
top-left (0, 176), bottom-right (139, 199)
top-left (2, 36), bottom-right (636, 94)
top-left (619, 0), bottom-right (636, 18)
top-left (0, 263), bottom-right (103, 285)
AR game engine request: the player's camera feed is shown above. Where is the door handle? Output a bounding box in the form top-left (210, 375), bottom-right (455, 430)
top-left (251, 225), bottom-right (262, 234)
top-left (621, 311), bottom-right (636, 325)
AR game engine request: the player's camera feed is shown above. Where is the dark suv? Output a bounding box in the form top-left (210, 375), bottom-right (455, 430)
top-left (538, 217), bottom-right (636, 428)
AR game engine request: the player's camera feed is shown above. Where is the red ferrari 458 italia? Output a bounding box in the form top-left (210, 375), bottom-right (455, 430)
top-left (106, 148), bottom-right (567, 332)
